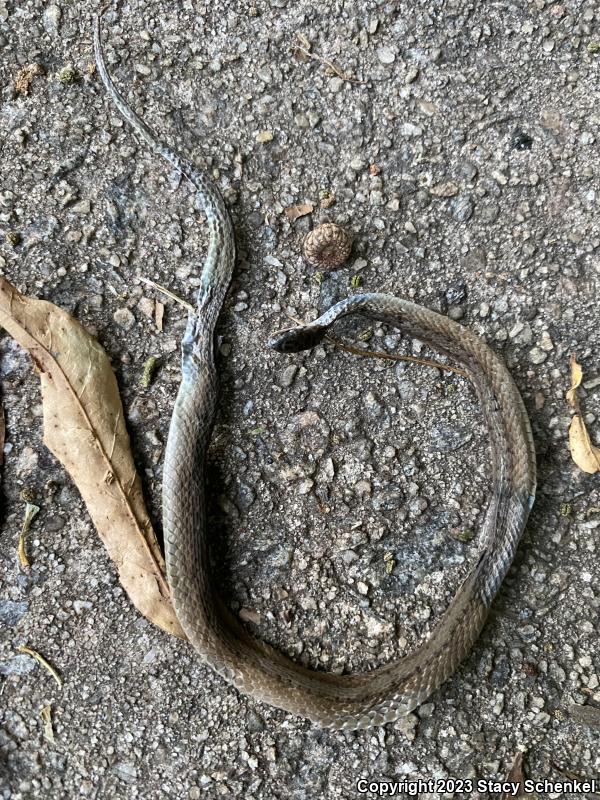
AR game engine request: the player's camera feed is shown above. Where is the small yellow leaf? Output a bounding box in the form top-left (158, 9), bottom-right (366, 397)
top-left (566, 353), bottom-right (583, 407)
top-left (568, 414), bottom-right (600, 474)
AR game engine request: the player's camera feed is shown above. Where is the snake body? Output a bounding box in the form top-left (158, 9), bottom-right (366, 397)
top-left (94, 10), bottom-right (536, 730)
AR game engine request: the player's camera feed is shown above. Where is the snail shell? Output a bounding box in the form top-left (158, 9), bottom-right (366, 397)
top-left (303, 223), bottom-right (352, 271)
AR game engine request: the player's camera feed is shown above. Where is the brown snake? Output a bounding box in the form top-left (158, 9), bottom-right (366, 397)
top-left (94, 8), bottom-right (536, 729)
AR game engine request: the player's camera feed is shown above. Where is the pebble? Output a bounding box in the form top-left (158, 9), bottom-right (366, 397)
top-left (528, 346), bottom-right (547, 364)
top-left (394, 713), bottom-right (418, 741)
top-left (377, 47), bottom-right (396, 64)
top-left (113, 308), bottom-right (135, 330)
top-left (255, 130), bottom-right (274, 143)
top-left (451, 195), bottom-right (474, 221)
top-left (430, 182), bottom-right (459, 198)
top-left (236, 483), bottom-right (255, 512)
top-left (509, 322), bottom-right (533, 345)
top-left (43, 4), bottom-right (61, 32)
top-left (447, 305), bottom-right (464, 321)
top-left (458, 161), bottom-right (478, 181)
top-left (409, 497), bottom-right (428, 515)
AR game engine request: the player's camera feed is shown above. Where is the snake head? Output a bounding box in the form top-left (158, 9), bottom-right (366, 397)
top-left (268, 324), bottom-right (327, 353)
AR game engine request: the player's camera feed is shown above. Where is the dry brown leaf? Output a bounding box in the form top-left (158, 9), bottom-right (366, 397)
top-left (284, 202), bottom-right (314, 222)
top-left (569, 414), bottom-right (600, 474)
top-left (566, 353), bottom-right (583, 407)
top-left (566, 354), bottom-right (600, 474)
top-left (0, 278), bottom-right (184, 638)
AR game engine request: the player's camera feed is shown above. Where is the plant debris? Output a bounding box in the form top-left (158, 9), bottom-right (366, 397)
top-left (155, 300), bottom-right (164, 331)
top-left (40, 705), bottom-right (55, 743)
top-left (503, 751), bottom-right (527, 798)
top-left (284, 202), bottom-right (314, 222)
top-left (17, 646), bottom-right (62, 687)
top-left (141, 356), bottom-right (158, 388)
top-left (323, 334), bottom-right (469, 379)
top-left (17, 491), bottom-right (40, 569)
top-left (566, 354), bottom-right (600, 474)
top-left (139, 276), bottom-right (193, 312)
top-left (57, 64), bottom-right (78, 84)
top-left (14, 63), bottom-right (44, 95)
top-left (292, 35), bottom-right (364, 84)
top-left (566, 354), bottom-right (583, 406)
top-left (0, 278), bottom-right (184, 638)
top-left (319, 189), bottom-right (336, 209)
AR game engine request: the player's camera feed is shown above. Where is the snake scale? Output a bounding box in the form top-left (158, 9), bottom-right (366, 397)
top-left (94, 7), bottom-right (536, 730)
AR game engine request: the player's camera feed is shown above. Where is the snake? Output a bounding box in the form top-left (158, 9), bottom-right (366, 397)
top-left (94, 7), bottom-right (536, 730)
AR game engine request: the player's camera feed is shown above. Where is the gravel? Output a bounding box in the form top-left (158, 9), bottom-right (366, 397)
top-left (1, 1), bottom-right (600, 799)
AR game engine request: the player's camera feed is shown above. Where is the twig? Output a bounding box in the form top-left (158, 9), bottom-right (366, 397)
top-left (280, 313), bottom-right (468, 379)
top-left (325, 334), bottom-right (468, 379)
top-left (139, 277), bottom-right (194, 312)
top-left (17, 646), bottom-right (62, 687)
top-left (293, 40), bottom-right (365, 85)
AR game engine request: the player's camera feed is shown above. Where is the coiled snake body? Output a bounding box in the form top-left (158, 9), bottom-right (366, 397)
top-left (94, 10), bottom-right (536, 730)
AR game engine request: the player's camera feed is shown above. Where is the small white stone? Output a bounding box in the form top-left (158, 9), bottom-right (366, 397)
top-left (297, 479), bottom-right (314, 495)
top-left (377, 46), bottom-right (396, 65)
